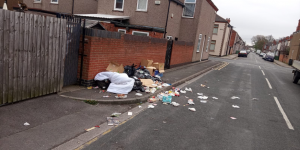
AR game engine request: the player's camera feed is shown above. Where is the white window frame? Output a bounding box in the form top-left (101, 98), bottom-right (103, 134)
top-left (50, 0), bottom-right (58, 4)
top-left (182, 0), bottom-right (196, 18)
top-left (118, 29), bottom-right (126, 34)
top-left (210, 40), bottom-right (216, 51)
top-left (213, 24), bottom-right (218, 34)
top-left (206, 37), bottom-right (210, 52)
top-left (132, 31), bottom-right (149, 36)
top-left (114, 0), bottom-right (124, 11)
top-left (196, 34), bottom-right (202, 52)
top-left (34, 0), bottom-right (42, 3)
top-left (136, 0), bottom-right (148, 11)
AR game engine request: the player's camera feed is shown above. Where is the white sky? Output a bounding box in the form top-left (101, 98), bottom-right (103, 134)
top-left (213, 0), bottom-right (300, 46)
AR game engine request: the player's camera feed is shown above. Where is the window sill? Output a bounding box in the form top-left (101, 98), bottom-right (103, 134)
top-left (113, 9), bottom-right (124, 12)
top-left (182, 16), bottom-right (194, 19)
top-left (50, 2), bottom-right (59, 5)
top-left (136, 10), bottom-right (147, 12)
top-left (34, 2), bottom-right (42, 4)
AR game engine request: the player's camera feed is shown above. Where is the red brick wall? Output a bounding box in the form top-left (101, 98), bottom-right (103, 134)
top-left (78, 34), bottom-right (168, 81)
top-left (100, 22), bottom-right (164, 39)
top-left (170, 41), bottom-right (194, 65)
top-left (229, 30), bottom-right (236, 47)
top-left (279, 54), bottom-right (289, 64)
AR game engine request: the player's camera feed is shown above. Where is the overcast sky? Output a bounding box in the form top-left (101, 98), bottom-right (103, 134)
top-left (213, 0), bottom-right (300, 46)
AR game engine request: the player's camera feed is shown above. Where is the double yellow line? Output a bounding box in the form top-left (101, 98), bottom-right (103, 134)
top-left (214, 62), bottom-right (229, 70)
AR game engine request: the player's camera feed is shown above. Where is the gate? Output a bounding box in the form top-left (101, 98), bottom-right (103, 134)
top-left (62, 18), bottom-right (81, 86)
top-left (164, 40), bottom-right (173, 69)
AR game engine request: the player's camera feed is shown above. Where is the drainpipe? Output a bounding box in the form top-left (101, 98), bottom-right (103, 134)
top-left (79, 19), bottom-right (86, 85)
top-left (164, 0), bottom-right (171, 38)
top-left (71, 0), bottom-right (75, 15)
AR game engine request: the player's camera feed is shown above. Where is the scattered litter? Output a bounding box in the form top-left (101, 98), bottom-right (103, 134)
top-left (115, 94), bottom-right (127, 99)
top-left (188, 99), bottom-right (195, 105)
top-left (85, 125), bottom-right (100, 132)
top-left (150, 88), bottom-right (157, 93)
top-left (103, 96), bottom-right (110, 98)
top-left (200, 100), bottom-right (207, 103)
top-left (163, 103), bottom-right (168, 105)
top-left (111, 113), bottom-right (121, 117)
top-left (207, 87), bottom-right (210, 89)
top-left (175, 92), bottom-right (180, 97)
top-left (197, 93), bottom-right (203, 96)
top-left (162, 95), bottom-right (172, 103)
top-left (87, 86), bottom-right (93, 89)
top-left (135, 93), bottom-right (143, 96)
top-left (93, 86), bottom-right (99, 89)
top-left (188, 108), bottom-right (196, 112)
top-left (185, 96), bottom-right (189, 98)
top-left (138, 106), bottom-right (142, 108)
top-left (163, 121), bottom-right (167, 124)
top-left (232, 105), bottom-right (240, 108)
top-left (183, 105), bottom-right (185, 106)
top-left (180, 90), bottom-right (186, 94)
top-left (198, 96), bottom-right (208, 99)
top-left (128, 112), bottom-right (133, 115)
top-left (252, 98), bottom-right (259, 101)
top-left (154, 129), bottom-right (159, 131)
top-left (200, 84), bottom-right (206, 87)
top-left (185, 87), bottom-right (192, 92)
top-left (212, 97), bottom-right (218, 99)
top-left (148, 98), bottom-right (157, 103)
top-left (148, 105), bottom-right (155, 108)
top-left (171, 102), bottom-right (180, 107)
top-left (107, 117), bottom-right (120, 126)
top-left (162, 83), bottom-right (171, 87)
top-left (153, 104), bottom-right (157, 106)
top-left (231, 96), bottom-right (240, 99)
top-left (24, 122), bottom-right (30, 126)
top-left (230, 117), bottom-right (237, 120)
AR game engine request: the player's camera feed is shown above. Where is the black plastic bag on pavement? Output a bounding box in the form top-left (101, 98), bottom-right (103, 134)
top-left (96, 79), bottom-right (111, 90)
top-left (124, 64), bottom-right (137, 77)
top-left (131, 76), bottom-right (145, 92)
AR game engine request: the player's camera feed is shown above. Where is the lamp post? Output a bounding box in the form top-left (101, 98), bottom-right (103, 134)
top-left (3, 0), bottom-right (8, 10)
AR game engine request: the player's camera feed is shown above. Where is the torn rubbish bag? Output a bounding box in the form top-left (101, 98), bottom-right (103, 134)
top-left (94, 72), bottom-right (134, 94)
top-left (95, 79), bottom-right (111, 90)
top-left (124, 64), bottom-right (137, 77)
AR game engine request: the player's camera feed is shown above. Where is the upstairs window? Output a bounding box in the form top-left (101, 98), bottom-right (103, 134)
top-left (51, 0), bottom-right (58, 4)
top-left (213, 24), bottom-right (218, 34)
top-left (137, 0), bottom-right (148, 11)
top-left (34, 0), bottom-right (41, 3)
top-left (114, 0), bottom-right (124, 11)
top-left (183, 0), bottom-right (196, 18)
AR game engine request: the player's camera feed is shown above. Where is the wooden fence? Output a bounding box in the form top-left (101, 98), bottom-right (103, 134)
top-left (0, 10), bottom-right (67, 105)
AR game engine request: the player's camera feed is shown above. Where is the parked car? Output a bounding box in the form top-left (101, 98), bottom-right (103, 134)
top-left (238, 50), bottom-right (248, 57)
top-left (292, 60), bottom-right (300, 84)
top-left (264, 52), bottom-right (275, 62)
top-left (256, 50), bottom-right (261, 55)
top-left (246, 50), bottom-right (250, 54)
top-left (260, 53), bottom-right (266, 57)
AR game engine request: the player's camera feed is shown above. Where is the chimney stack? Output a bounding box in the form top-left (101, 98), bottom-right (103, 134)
top-left (226, 18), bottom-right (231, 23)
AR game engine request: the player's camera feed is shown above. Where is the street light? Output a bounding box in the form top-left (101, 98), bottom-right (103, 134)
top-left (3, 0), bottom-right (8, 10)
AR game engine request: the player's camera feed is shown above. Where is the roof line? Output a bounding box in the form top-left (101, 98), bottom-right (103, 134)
top-left (206, 0), bottom-right (218, 12)
top-left (170, 0), bottom-right (185, 7)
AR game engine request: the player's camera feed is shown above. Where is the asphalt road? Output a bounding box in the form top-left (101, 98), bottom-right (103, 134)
top-left (83, 53), bottom-right (300, 150)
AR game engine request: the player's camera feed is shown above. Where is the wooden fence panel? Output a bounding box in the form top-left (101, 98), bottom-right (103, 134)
top-left (8, 11), bottom-right (14, 103)
top-left (0, 10), bottom-right (3, 105)
top-left (0, 11), bottom-right (67, 105)
top-left (13, 12), bottom-right (19, 102)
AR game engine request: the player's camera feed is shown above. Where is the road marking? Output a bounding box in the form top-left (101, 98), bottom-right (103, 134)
top-left (261, 70), bottom-right (265, 76)
top-left (259, 66), bottom-right (261, 69)
top-left (274, 97), bottom-right (294, 130)
top-left (265, 78), bottom-right (272, 89)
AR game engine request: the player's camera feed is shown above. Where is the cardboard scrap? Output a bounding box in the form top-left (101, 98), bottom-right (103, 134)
top-left (146, 67), bottom-right (156, 76)
top-left (106, 62), bottom-right (124, 73)
top-left (153, 62), bottom-right (165, 73)
top-left (141, 79), bottom-right (157, 87)
top-left (141, 59), bottom-right (153, 67)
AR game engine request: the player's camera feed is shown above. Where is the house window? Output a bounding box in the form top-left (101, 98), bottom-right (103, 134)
top-left (183, 0), bottom-right (196, 18)
top-left (34, 0), bottom-right (41, 3)
top-left (196, 34), bottom-right (202, 52)
top-left (213, 24), bottom-right (218, 34)
top-left (206, 37), bottom-right (210, 52)
top-left (118, 29), bottom-right (126, 34)
top-left (132, 31), bottom-right (149, 36)
top-left (114, 0), bottom-right (124, 11)
top-left (51, 0), bottom-right (58, 4)
top-left (137, 0), bottom-right (148, 11)
top-left (210, 40), bottom-right (216, 50)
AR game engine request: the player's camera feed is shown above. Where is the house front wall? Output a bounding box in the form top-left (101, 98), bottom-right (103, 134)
top-left (165, 2), bottom-right (183, 39)
top-left (210, 22), bottom-right (225, 56)
top-left (97, 0), bottom-right (169, 28)
top-left (23, 0), bottom-right (98, 14)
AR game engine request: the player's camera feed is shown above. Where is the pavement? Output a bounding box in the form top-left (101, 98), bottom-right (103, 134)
top-left (0, 59), bottom-right (222, 150)
top-left (210, 54), bottom-right (238, 60)
top-left (81, 53), bottom-right (300, 150)
top-left (274, 59), bottom-right (293, 68)
top-left (58, 60), bottom-right (222, 104)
